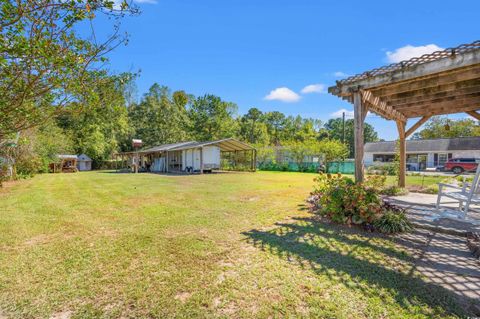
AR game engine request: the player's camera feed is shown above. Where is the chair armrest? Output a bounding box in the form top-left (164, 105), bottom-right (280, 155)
top-left (437, 183), bottom-right (464, 191)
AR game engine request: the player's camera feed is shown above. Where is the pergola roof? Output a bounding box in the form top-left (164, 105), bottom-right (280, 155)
top-left (328, 40), bottom-right (480, 122)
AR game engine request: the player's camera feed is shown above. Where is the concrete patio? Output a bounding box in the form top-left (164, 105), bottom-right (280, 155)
top-left (387, 193), bottom-right (480, 314)
top-left (389, 192), bottom-right (480, 235)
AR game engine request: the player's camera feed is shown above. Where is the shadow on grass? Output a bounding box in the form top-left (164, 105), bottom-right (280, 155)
top-left (243, 217), bottom-right (478, 317)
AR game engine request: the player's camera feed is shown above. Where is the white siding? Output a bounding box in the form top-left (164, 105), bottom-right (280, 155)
top-left (202, 146), bottom-right (220, 169)
top-left (427, 153), bottom-right (435, 168)
top-left (77, 161), bottom-right (92, 171)
top-left (452, 150), bottom-right (480, 158)
top-left (184, 149), bottom-right (202, 171)
top-left (364, 152), bottom-right (375, 166)
top-left (364, 150), bottom-right (480, 170)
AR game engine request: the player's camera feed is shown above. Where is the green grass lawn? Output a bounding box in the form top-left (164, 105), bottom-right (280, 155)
top-left (0, 171), bottom-right (466, 318)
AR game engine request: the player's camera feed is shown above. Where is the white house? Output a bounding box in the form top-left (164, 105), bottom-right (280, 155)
top-left (77, 154), bottom-right (93, 171)
top-left (364, 137), bottom-right (480, 171)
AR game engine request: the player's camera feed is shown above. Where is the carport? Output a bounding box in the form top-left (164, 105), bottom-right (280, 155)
top-left (114, 138), bottom-right (256, 173)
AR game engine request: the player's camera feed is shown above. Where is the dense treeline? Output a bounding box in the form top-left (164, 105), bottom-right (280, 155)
top-left (1, 73), bottom-right (382, 176)
top-left (5, 71), bottom-right (480, 178)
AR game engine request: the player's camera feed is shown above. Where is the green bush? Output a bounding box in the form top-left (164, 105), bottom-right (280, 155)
top-left (309, 173), bottom-right (412, 234)
top-left (421, 184), bottom-right (439, 194)
top-left (310, 173), bottom-right (383, 225)
top-left (380, 186), bottom-right (409, 196)
top-left (374, 211), bottom-right (413, 233)
top-left (367, 162), bottom-right (397, 176)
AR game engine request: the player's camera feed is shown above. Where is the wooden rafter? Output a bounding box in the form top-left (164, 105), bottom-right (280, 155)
top-left (405, 116), bottom-right (431, 138)
top-left (384, 84), bottom-right (480, 106)
top-left (369, 66), bottom-right (480, 97)
top-left (379, 78), bottom-right (480, 101)
top-left (360, 90), bottom-right (406, 122)
top-left (466, 110), bottom-right (480, 121)
top-left (402, 105), bottom-right (480, 118)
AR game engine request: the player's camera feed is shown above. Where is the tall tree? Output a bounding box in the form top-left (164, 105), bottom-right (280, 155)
top-left (324, 118), bottom-right (379, 157)
top-left (263, 111), bottom-right (286, 145)
top-left (58, 72), bottom-right (132, 163)
top-left (0, 0), bottom-right (138, 140)
top-left (189, 95), bottom-right (238, 141)
top-left (239, 108), bottom-right (269, 145)
top-left (411, 116), bottom-right (480, 139)
top-left (129, 84), bottom-right (190, 147)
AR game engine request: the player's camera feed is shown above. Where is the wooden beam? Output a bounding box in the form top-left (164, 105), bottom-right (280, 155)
top-left (166, 151), bottom-right (169, 173)
top-left (397, 96), bottom-right (480, 117)
top-left (466, 110), bottom-right (480, 121)
top-left (199, 147), bottom-right (203, 174)
top-left (396, 120), bottom-right (406, 188)
top-left (370, 66), bottom-right (480, 97)
top-left (405, 116), bottom-right (431, 138)
top-left (353, 92), bottom-right (365, 183)
top-left (392, 92), bottom-right (480, 110)
top-left (361, 90), bottom-right (406, 122)
top-left (399, 99), bottom-right (480, 118)
top-left (330, 51), bottom-right (480, 96)
top-left (385, 84), bottom-right (480, 107)
top-left (380, 78), bottom-right (480, 101)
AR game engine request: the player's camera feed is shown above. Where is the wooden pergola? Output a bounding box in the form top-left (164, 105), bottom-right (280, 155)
top-left (328, 40), bottom-right (480, 187)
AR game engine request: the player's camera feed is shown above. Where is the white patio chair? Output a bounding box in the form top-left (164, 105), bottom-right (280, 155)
top-left (436, 163), bottom-right (480, 220)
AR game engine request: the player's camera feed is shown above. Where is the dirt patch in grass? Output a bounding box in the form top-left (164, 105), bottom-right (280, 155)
top-left (174, 292), bottom-right (192, 303)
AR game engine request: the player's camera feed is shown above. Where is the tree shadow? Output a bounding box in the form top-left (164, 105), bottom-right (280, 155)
top-left (243, 217), bottom-right (479, 317)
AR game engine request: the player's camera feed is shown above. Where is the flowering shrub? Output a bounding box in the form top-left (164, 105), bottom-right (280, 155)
top-left (308, 173), bottom-right (412, 233)
top-left (310, 173), bottom-right (383, 225)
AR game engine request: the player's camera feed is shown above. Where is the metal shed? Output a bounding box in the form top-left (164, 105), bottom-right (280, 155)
top-left (115, 138), bottom-right (256, 174)
top-left (77, 154), bottom-right (93, 171)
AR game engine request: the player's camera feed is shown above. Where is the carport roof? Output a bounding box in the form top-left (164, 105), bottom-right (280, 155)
top-left (139, 138), bottom-right (254, 154)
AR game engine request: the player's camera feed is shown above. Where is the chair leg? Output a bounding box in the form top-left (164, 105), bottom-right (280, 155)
top-left (436, 194), bottom-right (442, 211)
top-left (462, 202), bottom-right (470, 219)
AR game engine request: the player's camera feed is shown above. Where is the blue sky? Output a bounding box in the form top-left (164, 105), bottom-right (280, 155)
top-left (95, 0), bottom-right (480, 140)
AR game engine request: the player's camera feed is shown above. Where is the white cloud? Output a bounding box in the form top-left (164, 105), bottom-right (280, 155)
top-left (301, 84), bottom-right (326, 94)
top-left (333, 71), bottom-right (348, 78)
top-left (330, 108), bottom-right (354, 119)
top-left (134, 0), bottom-right (158, 3)
top-left (264, 87), bottom-right (301, 103)
top-left (386, 44), bottom-right (444, 63)
top-left (330, 109), bottom-right (374, 119)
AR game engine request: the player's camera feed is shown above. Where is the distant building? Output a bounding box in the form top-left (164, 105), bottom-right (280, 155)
top-left (364, 137), bottom-right (480, 171)
top-left (77, 154), bottom-right (93, 171)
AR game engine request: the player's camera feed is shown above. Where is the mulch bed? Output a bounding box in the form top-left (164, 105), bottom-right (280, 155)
top-left (466, 232), bottom-right (480, 259)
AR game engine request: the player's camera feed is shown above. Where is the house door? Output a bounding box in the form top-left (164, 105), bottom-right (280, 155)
top-left (418, 154), bottom-right (427, 171)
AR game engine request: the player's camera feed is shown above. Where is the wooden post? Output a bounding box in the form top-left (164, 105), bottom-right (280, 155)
top-left (396, 120), bottom-right (406, 188)
top-left (253, 149), bottom-right (257, 171)
top-left (353, 92), bottom-right (365, 183)
top-left (199, 147), bottom-right (203, 174)
top-left (166, 151), bottom-right (169, 173)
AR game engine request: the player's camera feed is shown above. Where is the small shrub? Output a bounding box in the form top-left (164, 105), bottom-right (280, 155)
top-left (380, 186), bottom-right (409, 196)
top-left (309, 173), bottom-right (413, 234)
top-left (311, 173), bottom-right (383, 225)
top-left (367, 162), bottom-right (397, 176)
top-left (364, 174), bottom-right (386, 191)
top-left (422, 184), bottom-right (439, 194)
top-left (374, 211), bottom-right (413, 233)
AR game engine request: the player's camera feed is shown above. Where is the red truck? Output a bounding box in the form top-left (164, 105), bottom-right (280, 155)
top-left (444, 157), bottom-right (479, 174)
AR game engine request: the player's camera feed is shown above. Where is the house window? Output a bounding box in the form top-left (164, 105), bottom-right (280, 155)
top-left (373, 154), bottom-right (395, 162)
top-left (438, 153), bottom-right (448, 166)
top-left (433, 153), bottom-right (452, 166)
